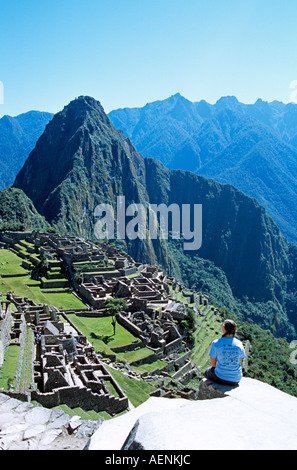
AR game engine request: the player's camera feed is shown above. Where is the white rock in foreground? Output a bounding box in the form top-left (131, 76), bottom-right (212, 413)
top-left (86, 378), bottom-right (297, 450)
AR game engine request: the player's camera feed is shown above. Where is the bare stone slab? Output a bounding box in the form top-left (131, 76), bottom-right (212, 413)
top-left (24, 406), bottom-right (53, 425)
top-left (23, 424), bottom-right (47, 440)
top-left (0, 393), bottom-right (101, 450)
top-left (87, 377), bottom-right (297, 451)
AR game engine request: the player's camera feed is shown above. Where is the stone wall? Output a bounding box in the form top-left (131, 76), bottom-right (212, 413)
top-left (110, 340), bottom-right (147, 354)
top-left (0, 306), bottom-right (13, 368)
top-left (117, 313), bottom-right (147, 341)
top-left (31, 385), bottom-right (129, 415)
top-left (171, 359), bottom-right (194, 380)
top-left (15, 313), bottom-right (28, 391)
top-left (0, 231), bottom-right (30, 244)
top-left (164, 337), bottom-right (183, 356)
top-left (129, 351), bottom-right (159, 368)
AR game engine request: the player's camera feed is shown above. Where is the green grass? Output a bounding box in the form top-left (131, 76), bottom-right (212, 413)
top-left (116, 347), bottom-right (154, 364)
top-left (0, 249), bottom-right (85, 310)
top-left (191, 307), bottom-right (222, 367)
top-left (103, 378), bottom-right (121, 398)
top-left (19, 328), bottom-right (34, 392)
top-left (116, 348), bottom-right (167, 374)
top-left (105, 364), bottom-right (154, 407)
top-left (66, 313), bottom-right (141, 357)
top-left (0, 249), bottom-right (28, 275)
top-left (130, 358), bottom-right (168, 374)
top-left (0, 344), bottom-right (20, 389)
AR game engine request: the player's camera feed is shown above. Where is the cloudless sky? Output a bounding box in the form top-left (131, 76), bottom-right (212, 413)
top-left (1, 0), bottom-right (297, 117)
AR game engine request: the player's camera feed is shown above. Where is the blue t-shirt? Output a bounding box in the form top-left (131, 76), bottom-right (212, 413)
top-left (209, 336), bottom-right (246, 383)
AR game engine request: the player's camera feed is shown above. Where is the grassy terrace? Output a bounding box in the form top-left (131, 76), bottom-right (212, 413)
top-left (191, 305), bottom-right (222, 369)
top-left (0, 344), bottom-right (20, 389)
top-left (19, 327), bottom-right (34, 392)
top-left (0, 249), bottom-right (85, 310)
top-left (105, 364), bottom-right (154, 408)
top-left (65, 313), bottom-right (141, 357)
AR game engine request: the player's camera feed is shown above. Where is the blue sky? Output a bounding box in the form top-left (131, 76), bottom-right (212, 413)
top-left (1, 0), bottom-right (297, 117)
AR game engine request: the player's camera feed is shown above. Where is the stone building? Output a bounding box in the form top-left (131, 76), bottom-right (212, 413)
top-left (3, 293), bottom-right (129, 415)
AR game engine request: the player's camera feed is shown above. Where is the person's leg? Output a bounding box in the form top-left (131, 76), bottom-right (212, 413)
top-left (204, 367), bottom-right (238, 386)
top-left (204, 367), bottom-right (218, 381)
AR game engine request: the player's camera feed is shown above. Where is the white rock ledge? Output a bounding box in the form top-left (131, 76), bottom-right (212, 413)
top-left (86, 377), bottom-right (297, 450)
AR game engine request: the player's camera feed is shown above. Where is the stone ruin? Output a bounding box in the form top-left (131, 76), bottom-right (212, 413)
top-left (0, 230), bottom-right (212, 405)
top-left (2, 292), bottom-right (129, 416)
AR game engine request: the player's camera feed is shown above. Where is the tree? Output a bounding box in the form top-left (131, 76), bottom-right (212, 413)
top-left (186, 307), bottom-right (197, 332)
top-left (104, 298), bottom-right (128, 316)
top-left (104, 298), bottom-right (128, 336)
top-left (111, 315), bottom-right (117, 335)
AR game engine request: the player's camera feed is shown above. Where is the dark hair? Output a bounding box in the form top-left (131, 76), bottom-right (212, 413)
top-left (222, 319), bottom-right (237, 337)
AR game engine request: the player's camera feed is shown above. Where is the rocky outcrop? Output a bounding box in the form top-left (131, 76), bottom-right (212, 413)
top-left (1, 377), bottom-right (297, 450)
top-left (197, 378), bottom-right (239, 399)
top-left (0, 392), bottom-right (101, 450)
top-left (86, 377), bottom-right (297, 450)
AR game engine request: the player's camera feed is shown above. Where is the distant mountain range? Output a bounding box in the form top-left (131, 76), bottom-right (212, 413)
top-left (0, 110), bottom-right (53, 189)
top-left (1, 94), bottom-right (296, 245)
top-left (109, 94), bottom-right (297, 244)
top-left (9, 96), bottom-right (297, 340)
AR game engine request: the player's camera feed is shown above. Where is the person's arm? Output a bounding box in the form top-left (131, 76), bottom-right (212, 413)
top-left (210, 357), bottom-right (217, 367)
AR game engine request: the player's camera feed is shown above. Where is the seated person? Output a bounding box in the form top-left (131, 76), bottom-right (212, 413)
top-left (204, 319), bottom-right (246, 386)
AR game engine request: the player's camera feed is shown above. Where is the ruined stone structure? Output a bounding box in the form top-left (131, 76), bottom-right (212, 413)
top-left (0, 300), bottom-right (13, 368)
top-left (3, 292), bottom-right (129, 415)
top-left (0, 230), bottom-right (213, 409)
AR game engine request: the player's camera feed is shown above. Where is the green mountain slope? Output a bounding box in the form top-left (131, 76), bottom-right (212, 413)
top-left (0, 187), bottom-right (50, 231)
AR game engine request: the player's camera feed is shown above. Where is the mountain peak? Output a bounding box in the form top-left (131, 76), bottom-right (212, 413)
top-left (68, 95), bottom-right (103, 110)
top-left (13, 95), bottom-right (116, 213)
top-left (254, 98), bottom-right (270, 108)
top-left (168, 92), bottom-right (191, 105)
top-left (215, 96), bottom-right (240, 109)
top-left (171, 92), bottom-right (182, 98)
top-left (59, 95), bottom-right (112, 129)
top-left (13, 94), bottom-right (146, 225)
